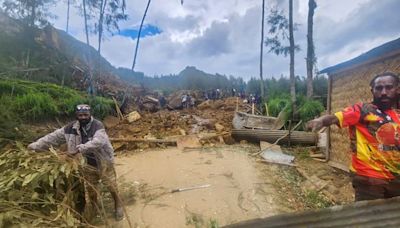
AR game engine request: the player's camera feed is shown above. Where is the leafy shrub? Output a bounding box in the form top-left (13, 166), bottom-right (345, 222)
top-left (86, 97), bottom-right (114, 119)
top-left (268, 96), bottom-right (292, 117)
top-left (267, 95), bottom-right (324, 128)
top-left (0, 145), bottom-right (86, 226)
top-left (298, 99), bottom-right (324, 122)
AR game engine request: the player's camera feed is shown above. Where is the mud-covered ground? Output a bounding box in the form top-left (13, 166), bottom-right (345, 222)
top-left (109, 144), bottom-right (353, 228)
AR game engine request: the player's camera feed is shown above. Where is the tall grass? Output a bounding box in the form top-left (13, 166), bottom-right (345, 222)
top-left (0, 79), bottom-right (114, 143)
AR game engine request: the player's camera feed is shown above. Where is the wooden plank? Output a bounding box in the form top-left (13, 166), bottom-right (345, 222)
top-left (328, 160), bottom-right (349, 172)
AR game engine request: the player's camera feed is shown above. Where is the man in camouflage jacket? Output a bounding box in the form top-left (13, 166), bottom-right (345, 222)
top-left (28, 104), bottom-right (123, 221)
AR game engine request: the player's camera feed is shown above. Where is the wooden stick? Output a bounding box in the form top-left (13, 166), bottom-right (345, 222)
top-left (112, 96), bottom-right (124, 120)
top-left (236, 97), bottom-right (239, 111)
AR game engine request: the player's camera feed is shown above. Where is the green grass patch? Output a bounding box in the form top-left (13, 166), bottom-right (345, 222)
top-left (0, 79), bottom-right (114, 143)
top-left (304, 190), bottom-right (333, 209)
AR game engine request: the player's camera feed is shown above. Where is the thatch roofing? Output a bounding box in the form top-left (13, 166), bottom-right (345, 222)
top-left (320, 37), bottom-right (400, 75)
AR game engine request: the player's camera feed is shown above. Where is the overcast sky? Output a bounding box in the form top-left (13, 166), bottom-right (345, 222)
top-left (50, 0), bottom-right (400, 80)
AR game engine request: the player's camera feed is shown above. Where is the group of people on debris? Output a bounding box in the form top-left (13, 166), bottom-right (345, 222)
top-left (27, 71), bottom-right (400, 223)
top-left (181, 93), bottom-right (195, 109)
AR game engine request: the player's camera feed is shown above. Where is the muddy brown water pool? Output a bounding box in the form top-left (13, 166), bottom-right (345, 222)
top-left (112, 145), bottom-right (295, 227)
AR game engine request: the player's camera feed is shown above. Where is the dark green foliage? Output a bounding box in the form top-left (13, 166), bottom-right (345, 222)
top-left (0, 79), bottom-right (113, 143)
top-left (86, 96), bottom-right (113, 119)
top-left (298, 98), bottom-right (325, 122)
top-left (0, 79), bottom-right (113, 120)
top-left (268, 96), bottom-right (292, 117)
top-left (268, 94), bottom-right (324, 124)
top-left (15, 92), bottom-right (59, 120)
top-left (116, 66), bottom-right (247, 92)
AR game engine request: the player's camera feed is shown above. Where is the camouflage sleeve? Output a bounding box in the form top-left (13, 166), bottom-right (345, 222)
top-left (28, 127), bottom-right (66, 151)
top-left (76, 129), bottom-right (109, 153)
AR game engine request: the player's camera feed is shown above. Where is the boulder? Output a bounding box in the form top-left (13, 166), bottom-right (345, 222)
top-left (127, 111), bottom-right (141, 123)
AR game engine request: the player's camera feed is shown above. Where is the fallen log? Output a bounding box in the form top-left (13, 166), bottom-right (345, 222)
top-left (231, 129), bottom-right (317, 145)
top-left (110, 137), bottom-right (177, 144)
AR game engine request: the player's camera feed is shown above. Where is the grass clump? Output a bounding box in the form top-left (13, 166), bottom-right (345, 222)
top-left (0, 79), bottom-right (114, 143)
top-left (304, 190), bottom-right (333, 209)
top-left (0, 79), bottom-right (113, 120)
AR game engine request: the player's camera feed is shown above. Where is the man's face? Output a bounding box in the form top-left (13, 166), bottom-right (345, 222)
top-left (76, 112), bottom-right (91, 126)
top-left (371, 76), bottom-right (399, 110)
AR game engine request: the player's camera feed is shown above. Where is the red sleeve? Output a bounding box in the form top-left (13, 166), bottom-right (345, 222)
top-left (334, 104), bottom-right (361, 128)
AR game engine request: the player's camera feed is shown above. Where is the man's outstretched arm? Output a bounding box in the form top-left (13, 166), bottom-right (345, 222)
top-left (28, 128), bottom-right (66, 151)
top-left (306, 115), bottom-right (339, 132)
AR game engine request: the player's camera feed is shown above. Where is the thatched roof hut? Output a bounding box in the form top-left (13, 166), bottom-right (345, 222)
top-left (320, 37), bottom-right (400, 171)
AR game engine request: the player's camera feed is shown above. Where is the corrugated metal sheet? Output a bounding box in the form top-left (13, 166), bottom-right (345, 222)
top-left (224, 197), bottom-right (400, 228)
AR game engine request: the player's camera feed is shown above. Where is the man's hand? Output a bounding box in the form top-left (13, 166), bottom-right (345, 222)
top-left (306, 119), bottom-right (324, 132)
top-left (69, 145), bottom-right (82, 156)
top-left (306, 115), bottom-right (339, 132)
top-left (74, 144), bottom-right (85, 154)
top-left (27, 143), bottom-right (35, 150)
top-left (27, 143), bottom-right (39, 152)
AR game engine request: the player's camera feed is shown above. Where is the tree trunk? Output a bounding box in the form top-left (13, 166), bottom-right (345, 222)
top-left (66, 0), bottom-right (70, 33)
top-left (131, 0), bottom-right (151, 71)
top-left (83, 0), bottom-right (90, 46)
top-left (259, 0), bottom-right (266, 99)
top-left (97, 0), bottom-right (108, 54)
top-left (289, 0), bottom-right (296, 115)
top-left (30, 1), bottom-right (36, 27)
top-left (306, 0), bottom-right (317, 98)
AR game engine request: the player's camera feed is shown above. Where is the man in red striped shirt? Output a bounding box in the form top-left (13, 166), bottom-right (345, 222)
top-left (307, 72), bottom-right (400, 201)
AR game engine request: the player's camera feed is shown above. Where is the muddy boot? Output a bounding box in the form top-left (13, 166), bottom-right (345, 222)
top-left (115, 206), bottom-right (124, 221)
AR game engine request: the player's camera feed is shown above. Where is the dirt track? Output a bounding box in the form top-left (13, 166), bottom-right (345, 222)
top-left (113, 145), bottom-right (293, 227)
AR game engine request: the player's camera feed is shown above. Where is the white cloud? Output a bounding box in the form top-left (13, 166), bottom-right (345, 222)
top-left (48, 0), bottom-right (400, 80)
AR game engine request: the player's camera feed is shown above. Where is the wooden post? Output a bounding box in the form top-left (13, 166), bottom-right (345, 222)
top-left (252, 103), bottom-right (255, 115)
top-left (288, 120), bottom-right (292, 147)
top-left (112, 96), bottom-right (124, 120)
top-left (236, 97), bottom-right (239, 111)
top-left (325, 74), bottom-right (332, 162)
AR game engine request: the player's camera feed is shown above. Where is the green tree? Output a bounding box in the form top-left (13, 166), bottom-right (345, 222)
top-left (96, 0), bottom-right (127, 54)
top-left (2, 0), bottom-right (56, 27)
top-left (265, 2), bottom-right (300, 116)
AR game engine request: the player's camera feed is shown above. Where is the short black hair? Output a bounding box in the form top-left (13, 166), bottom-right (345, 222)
top-left (369, 72), bottom-right (399, 88)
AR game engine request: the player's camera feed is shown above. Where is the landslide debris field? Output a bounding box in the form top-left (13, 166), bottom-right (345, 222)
top-left (100, 97), bottom-right (353, 227)
top-left (2, 97), bottom-right (353, 227)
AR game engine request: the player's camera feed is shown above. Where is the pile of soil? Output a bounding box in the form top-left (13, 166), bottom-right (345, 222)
top-left (105, 97), bottom-right (253, 151)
